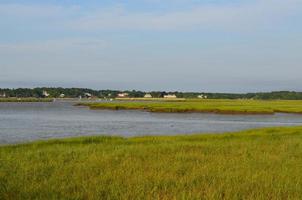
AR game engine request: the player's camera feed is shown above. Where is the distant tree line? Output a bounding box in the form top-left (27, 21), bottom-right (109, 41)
top-left (0, 88), bottom-right (302, 100)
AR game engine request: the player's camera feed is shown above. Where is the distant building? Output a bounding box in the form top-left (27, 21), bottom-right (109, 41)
top-left (164, 94), bottom-right (177, 98)
top-left (197, 94), bottom-right (208, 99)
top-left (84, 93), bottom-right (92, 98)
top-left (117, 93), bottom-right (129, 98)
top-left (59, 93), bottom-right (65, 98)
top-left (0, 92), bottom-right (6, 98)
top-left (42, 90), bottom-right (50, 97)
top-left (144, 93), bottom-right (152, 98)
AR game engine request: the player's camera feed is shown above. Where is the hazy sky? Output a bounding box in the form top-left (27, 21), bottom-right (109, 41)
top-left (1, 0), bottom-right (302, 92)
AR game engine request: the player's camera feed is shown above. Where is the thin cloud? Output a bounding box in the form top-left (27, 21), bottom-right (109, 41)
top-left (0, 38), bottom-right (108, 51)
top-left (66, 0), bottom-right (302, 31)
top-left (0, 3), bottom-right (80, 19)
top-left (1, 0), bottom-right (301, 32)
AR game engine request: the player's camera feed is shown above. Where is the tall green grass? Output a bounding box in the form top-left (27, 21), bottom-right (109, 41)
top-left (1, 126), bottom-right (302, 199)
top-left (78, 99), bottom-right (302, 114)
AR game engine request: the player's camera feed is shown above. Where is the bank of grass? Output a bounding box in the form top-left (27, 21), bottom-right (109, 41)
top-left (78, 99), bottom-right (302, 114)
top-left (1, 126), bottom-right (302, 199)
top-left (0, 98), bottom-right (53, 102)
top-left (115, 97), bottom-right (186, 101)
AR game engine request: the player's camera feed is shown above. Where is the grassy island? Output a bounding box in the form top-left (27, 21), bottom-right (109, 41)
top-left (77, 99), bottom-right (302, 114)
top-left (1, 126), bottom-right (302, 199)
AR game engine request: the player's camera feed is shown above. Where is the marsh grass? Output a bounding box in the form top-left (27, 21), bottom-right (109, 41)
top-left (78, 99), bottom-right (302, 114)
top-left (1, 126), bottom-right (302, 199)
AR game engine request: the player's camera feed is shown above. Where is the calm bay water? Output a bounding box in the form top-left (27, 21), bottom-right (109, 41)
top-left (1, 102), bottom-right (302, 144)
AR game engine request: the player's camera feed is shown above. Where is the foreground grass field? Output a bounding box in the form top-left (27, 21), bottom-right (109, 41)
top-left (78, 99), bottom-right (302, 114)
top-left (1, 126), bottom-right (302, 199)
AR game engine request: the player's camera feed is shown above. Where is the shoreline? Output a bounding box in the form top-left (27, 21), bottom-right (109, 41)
top-left (87, 106), bottom-right (275, 115)
top-left (76, 99), bottom-right (302, 115)
top-left (1, 126), bottom-right (301, 147)
top-left (0, 98), bottom-right (53, 102)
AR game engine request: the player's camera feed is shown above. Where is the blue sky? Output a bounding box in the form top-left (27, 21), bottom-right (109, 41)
top-left (1, 0), bottom-right (302, 92)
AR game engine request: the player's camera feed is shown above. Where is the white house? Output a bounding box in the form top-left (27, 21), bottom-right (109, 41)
top-left (42, 90), bottom-right (50, 97)
top-left (84, 93), bottom-right (92, 98)
top-left (117, 93), bottom-right (129, 98)
top-left (198, 94), bottom-right (208, 99)
top-left (164, 94), bottom-right (177, 98)
top-left (59, 93), bottom-right (65, 98)
top-left (0, 92), bottom-right (6, 98)
top-left (144, 93), bottom-right (152, 98)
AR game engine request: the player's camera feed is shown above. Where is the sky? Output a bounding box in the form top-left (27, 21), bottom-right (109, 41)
top-left (0, 0), bottom-right (302, 92)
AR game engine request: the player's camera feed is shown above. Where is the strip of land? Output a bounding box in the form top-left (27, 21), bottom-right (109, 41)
top-left (1, 126), bottom-right (302, 199)
top-left (78, 99), bottom-right (302, 114)
top-left (0, 98), bottom-right (53, 102)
